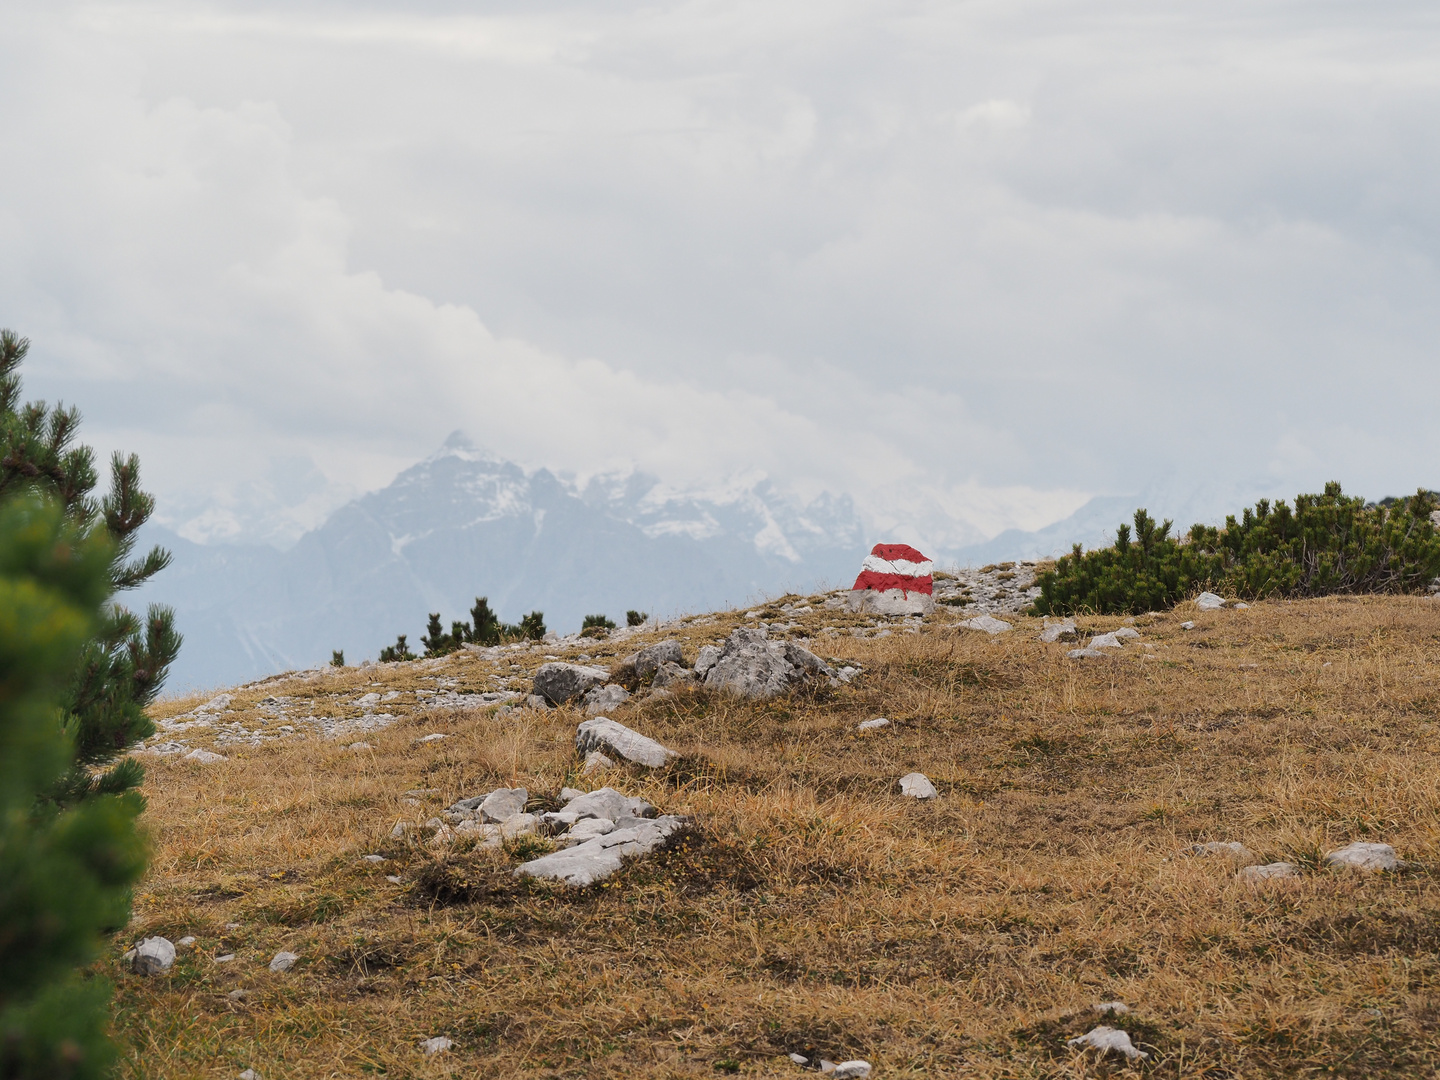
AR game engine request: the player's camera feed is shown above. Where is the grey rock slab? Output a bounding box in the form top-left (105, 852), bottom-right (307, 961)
top-left (269, 951), bottom-right (300, 972)
top-left (575, 717), bottom-right (677, 768)
top-left (1180, 620), bottom-right (1196, 630)
top-left (584, 683), bottom-right (631, 715)
top-left (1067, 648), bottom-right (1112, 659)
top-left (514, 815), bottom-right (689, 886)
top-left (694, 644), bottom-right (722, 677)
top-left (1038, 620), bottom-right (1078, 643)
top-left (1094, 1001), bottom-right (1131, 1015)
top-left (500, 813), bottom-right (539, 839)
top-left (563, 817), bottom-right (617, 845)
top-left (533, 662), bottom-right (610, 705)
top-left (898, 772), bottom-right (939, 800)
top-left (1195, 591), bottom-right (1226, 610)
top-left (183, 749), bottom-right (227, 764)
top-left (557, 786), bottom-right (658, 824)
top-left (478, 787), bottom-right (529, 824)
top-left (1066, 1026), bottom-right (1148, 1061)
top-left (833, 1063), bottom-right (873, 1079)
top-left (1088, 632), bottom-right (1125, 649)
top-left (857, 717), bottom-right (891, 732)
top-left (847, 588), bottom-right (935, 616)
top-left (651, 661), bottom-right (697, 690)
top-left (703, 628), bottom-right (834, 700)
top-left (1113, 626), bottom-right (1142, 640)
top-left (559, 787), bottom-right (585, 803)
top-left (1237, 861), bottom-right (1300, 883)
top-left (1324, 841), bottom-right (1403, 871)
top-left (420, 1037), bottom-right (454, 1055)
top-left (634, 639), bottom-right (685, 679)
top-left (125, 936), bottom-right (176, 975)
top-left (958, 615), bottom-right (1012, 634)
top-left (581, 750), bottom-right (615, 775)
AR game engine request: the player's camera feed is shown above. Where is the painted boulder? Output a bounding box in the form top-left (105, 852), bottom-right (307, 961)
top-left (847, 543), bottom-right (936, 616)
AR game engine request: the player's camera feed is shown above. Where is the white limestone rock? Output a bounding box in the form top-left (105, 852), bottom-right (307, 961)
top-left (633, 639), bottom-right (685, 679)
top-left (269, 951), bottom-right (300, 972)
top-left (183, 749), bottom-right (226, 764)
top-left (651, 662), bottom-right (697, 691)
top-left (420, 1036), bottom-right (454, 1055)
top-left (1180, 620), bottom-right (1196, 630)
top-left (857, 717), bottom-right (891, 732)
top-left (1237, 861), bottom-right (1300, 883)
top-left (898, 772), bottom-right (938, 800)
top-left (1195, 591), bottom-right (1226, 610)
top-left (847, 588), bottom-right (935, 617)
top-left (702, 629), bottom-right (835, 699)
top-left (576, 717), bottom-right (677, 768)
top-left (125, 936), bottom-right (176, 975)
top-left (957, 615), bottom-right (1011, 634)
top-left (1113, 626), bottom-right (1141, 640)
top-left (1088, 632), bottom-right (1125, 649)
top-left (500, 813), bottom-right (539, 839)
top-left (584, 684), bottom-right (631, 715)
top-left (581, 750), bottom-right (615, 776)
top-left (832, 1063), bottom-right (872, 1079)
top-left (1038, 619), bottom-right (1078, 643)
top-left (562, 817), bottom-right (617, 846)
top-left (478, 787), bottom-right (529, 823)
top-left (1067, 1026), bottom-right (1148, 1061)
top-left (1324, 841), bottom-right (1404, 871)
top-left (694, 644), bottom-right (723, 678)
top-left (514, 814), bottom-right (689, 887)
top-left (549, 787), bottom-right (658, 825)
top-left (1067, 648), bottom-right (1112, 659)
top-left (533, 662), bottom-right (611, 706)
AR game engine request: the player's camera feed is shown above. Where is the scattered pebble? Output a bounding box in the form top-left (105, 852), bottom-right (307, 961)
top-left (183, 749), bottom-right (227, 764)
top-left (1195, 592), bottom-right (1226, 611)
top-left (1237, 861), bottom-right (1299, 883)
top-left (227, 989), bottom-right (250, 1002)
top-left (1180, 621), bottom-right (1196, 630)
top-left (898, 772), bottom-right (938, 800)
top-left (346, 742), bottom-right (372, 750)
top-left (177, 936), bottom-right (197, 947)
top-left (857, 717), bottom-right (890, 732)
top-left (1067, 1025), bottom-right (1148, 1061)
top-left (1324, 841), bottom-right (1404, 872)
top-left (268, 951), bottom-right (299, 973)
top-left (1094, 1001), bottom-right (1131, 1015)
top-left (415, 733), bottom-right (447, 744)
top-left (386, 875), bottom-right (403, 884)
top-left (833, 1062), bottom-right (872, 1079)
top-left (124, 936), bottom-right (176, 975)
top-left (215, 954), bottom-right (236, 963)
top-left (581, 750), bottom-right (615, 775)
top-left (420, 1036), bottom-right (454, 1055)
top-left (361, 854), bottom-right (386, 863)
top-left (239, 1070), bottom-right (261, 1080)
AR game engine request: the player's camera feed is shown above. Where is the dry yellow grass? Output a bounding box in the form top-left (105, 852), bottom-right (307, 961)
top-left (111, 594), bottom-right (1440, 1077)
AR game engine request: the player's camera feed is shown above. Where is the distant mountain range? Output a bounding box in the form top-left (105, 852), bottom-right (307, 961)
top-left (134, 434), bottom-right (870, 689)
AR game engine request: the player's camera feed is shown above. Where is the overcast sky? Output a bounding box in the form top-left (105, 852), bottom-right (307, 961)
top-left (4, 1), bottom-right (1438, 550)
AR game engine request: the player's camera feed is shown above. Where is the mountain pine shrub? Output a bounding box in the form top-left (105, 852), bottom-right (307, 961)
top-left (511, 612), bottom-right (546, 641)
top-left (580, 614), bottom-right (616, 639)
top-left (0, 494), bottom-right (149, 1079)
top-left (0, 329), bottom-right (180, 808)
top-left (330, 650), bottom-right (344, 667)
top-left (378, 634), bottom-right (416, 663)
top-left (468, 598), bottom-right (501, 647)
top-left (626, 610), bottom-right (648, 627)
top-left (1034, 483), bottom-right (1440, 616)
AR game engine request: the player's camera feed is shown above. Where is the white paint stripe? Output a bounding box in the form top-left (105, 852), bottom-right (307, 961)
top-left (861, 556), bottom-right (934, 577)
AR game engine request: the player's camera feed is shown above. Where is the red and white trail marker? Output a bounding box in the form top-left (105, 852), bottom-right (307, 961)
top-left (847, 543), bottom-right (936, 616)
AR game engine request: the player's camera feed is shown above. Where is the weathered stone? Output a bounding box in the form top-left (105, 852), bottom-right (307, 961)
top-left (177, 936), bottom-right (196, 947)
top-left (1067, 648), bottom-right (1112, 659)
top-left (584, 684), bottom-right (631, 715)
top-left (415, 733), bottom-right (447, 744)
top-left (898, 772), bottom-right (938, 800)
top-left (239, 1069), bottom-right (261, 1080)
top-left (1180, 621), bottom-right (1196, 630)
top-left (1195, 591), bottom-right (1226, 610)
top-left (1113, 627), bottom-right (1141, 640)
top-left (183, 748), bottom-right (226, 764)
top-left (125, 936), bottom-right (176, 975)
top-left (694, 644), bottom-right (722, 678)
top-left (478, 787), bottom-right (529, 824)
top-left (1094, 1001), bottom-right (1131, 1015)
top-left (576, 717), bottom-right (677, 768)
top-left (454, 820), bottom-right (504, 846)
top-left (559, 787), bottom-right (585, 803)
top-left (703, 628), bottom-right (834, 699)
top-left (1324, 841), bottom-right (1403, 871)
top-left (514, 814), bottom-right (689, 886)
top-left (958, 615), bottom-right (1011, 634)
top-left (651, 662), bottom-right (697, 690)
top-left (581, 751), bottom-right (615, 775)
top-left (563, 817), bottom-right (617, 845)
top-left (633, 640), bottom-right (685, 679)
top-left (857, 717), bottom-right (890, 732)
top-left (1066, 1026), bottom-right (1148, 1061)
top-left (420, 1037), bottom-right (454, 1055)
top-left (355, 692), bottom-right (381, 708)
top-left (554, 787), bottom-right (658, 824)
top-left (1038, 619), bottom-right (1078, 643)
top-left (1237, 861), bottom-right (1299, 883)
top-left (269, 951), bottom-right (300, 972)
top-left (525, 694), bottom-right (552, 710)
top-left (833, 1063), bottom-right (872, 1080)
top-left (1089, 632), bottom-right (1125, 649)
top-left (848, 588), bottom-right (935, 617)
top-left (500, 813), bottom-right (539, 839)
top-left (533, 662), bottom-right (610, 706)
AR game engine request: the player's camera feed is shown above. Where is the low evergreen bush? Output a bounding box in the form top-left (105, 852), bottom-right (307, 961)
top-left (1034, 483), bottom-right (1440, 616)
top-left (580, 614), bottom-right (616, 639)
top-left (380, 599), bottom-right (546, 661)
top-left (626, 610), bottom-right (648, 627)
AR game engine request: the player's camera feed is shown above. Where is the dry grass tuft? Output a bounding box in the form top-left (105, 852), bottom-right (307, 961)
top-left (110, 596), bottom-right (1440, 1077)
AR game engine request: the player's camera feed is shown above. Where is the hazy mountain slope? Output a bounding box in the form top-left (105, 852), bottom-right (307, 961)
top-left (135, 436), bottom-right (867, 689)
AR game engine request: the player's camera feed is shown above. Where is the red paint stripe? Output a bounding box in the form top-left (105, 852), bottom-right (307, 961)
top-left (871, 543), bottom-right (929, 564)
top-left (851, 571), bottom-right (934, 595)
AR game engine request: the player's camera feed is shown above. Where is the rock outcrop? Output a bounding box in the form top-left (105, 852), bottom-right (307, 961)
top-left (702, 628), bottom-right (835, 699)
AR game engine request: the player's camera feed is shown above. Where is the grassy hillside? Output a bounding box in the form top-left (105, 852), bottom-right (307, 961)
top-left (113, 594), bottom-right (1440, 1077)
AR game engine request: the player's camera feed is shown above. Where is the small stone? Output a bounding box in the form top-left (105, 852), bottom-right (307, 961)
top-left (581, 750), bottom-right (615, 775)
top-left (126, 936), bottom-right (176, 975)
top-left (386, 875), bottom-right (403, 884)
top-left (857, 717), bottom-right (890, 732)
top-left (525, 694), bottom-right (552, 710)
top-left (1113, 626), bottom-right (1141, 640)
top-left (1195, 591), bottom-right (1226, 610)
top-left (651, 661), bottom-right (697, 691)
top-left (500, 813), bottom-right (539, 839)
top-left (958, 615), bottom-right (1012, 634)
top-left (1088, 632), bottom-right (1125, 649)
top-left (416, 733), bottom-right (447, 744)
top-left (1067, 1025), bottom-right (1148, 1061)
top-left (1324, 841), bottom-right (1403, 871)
top-left (354, 692), bottom-right (381, 708)
top-left (346, 742), bottom-right (372, 750)
top-left (227, 989), bottom-right (250, 1002)
top-left (1067, 648), bottom-right (1111, 659)
top-left (575, 717), bottom-right (677, 768)
top-left (1358, 1007), bottom-right (1384, 1020)
top-left (361, 854), bottom-right (386, 863)
top-left (478, 786), bottom-right (530, 824)
top-left (1094, 1001), bottom-right (1130, 1014)
top-left (268, 951), bottom-right (299, 973)
top-left (563, 817), bottom-right (617, 845)
top-left (833, 1063), bottom-right (872, 1079)
top-left (789, 1053), bottom-right (810, 1065)
top-left (584, 683), bottom-right (631, 715)
top-left (1237, 861), bottom-right (1300, 883)
top-left (1180, 620), bottom-right (1196, 630)
top-left (420, 1036), bottom-right (454, 1055)
top-left (215, 953), bottom-right (236, 963)
top-left (183, 749), bottom-right (227, 764)
top-left (177, 936), bottom-right (197, 947)
top-left (1038, 619), bottom-right (1078, 643)
top-left (1234, 602), bottom-right (1250, 610)
top-left (559, 787), bottom-right (585, 803)
top-left (898, 772), bottom-right (938, 800)
top-left (389, 822), bottom-right (411, 839)
top-left (533, 662), bottom-right (610, 705)
top-left (238, 1070), bottom-right (261, 1080)
top-left (694, 644), bottom-right (723, 677)
top-left (633, 639), bottom-right (685, 679)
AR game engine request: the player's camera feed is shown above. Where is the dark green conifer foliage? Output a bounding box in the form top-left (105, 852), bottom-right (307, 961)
top-left (0, 495), bottom-right (149, 1079)
top-left (468, 597), bottom-right (500, 647)
top-left (1034, 483), bottom-right (1440, 615)
top-left (580, 614), bottom-right (616, 638)
top-left (626, 610), bottom-right (648, 627)
top-left (378, 634), bottom-right (416, 663)
top-left (0, 330), bottom-right (180, 807)
top-left (514, 611), bottom-right (546, 641)
top-left (330, 650), bottom-right (345, 667)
